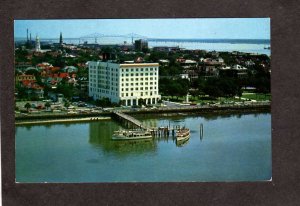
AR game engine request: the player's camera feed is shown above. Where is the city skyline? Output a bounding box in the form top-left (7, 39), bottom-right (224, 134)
top-left (14, 18), bottom-right (270, 39)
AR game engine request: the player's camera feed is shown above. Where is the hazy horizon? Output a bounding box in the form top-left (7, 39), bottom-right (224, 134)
top-left (14, 18), bottom-right (270, 40)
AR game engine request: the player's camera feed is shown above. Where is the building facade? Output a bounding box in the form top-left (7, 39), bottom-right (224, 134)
top-left (134, 39), bottom-right (148, 51)
top-left (88, 61), bottom-right (161, 106)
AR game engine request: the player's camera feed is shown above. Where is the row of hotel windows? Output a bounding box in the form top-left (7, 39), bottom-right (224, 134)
top-left (90, 88), bottom-right (118, 94)
top-left (121, 91), bottom-right (157, 97)
top-left (121, 77), bottom-right (157, 81)
top-left (90, 66), bottom-right (118, 71)
top-left (121, 82), bottom-right (157, 86)
top-left (90, 79), bottom-right (118, 87)
top-left (90, 66), bottom-right (157, 72)
top-left (90, 70), bottom-right (119, 77)
top-left (122, 68), bottom-right (157, 72)
top-left (91, 90), bottom-right (118, 97)
top-left (90, 71), bottom-right (157, 77)
top-left (121, 73), bottom-right (157, 77)
top-left (121, 87), bottom-right (157, 91)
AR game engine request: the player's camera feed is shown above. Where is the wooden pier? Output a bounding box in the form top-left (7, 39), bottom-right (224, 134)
top-left (112, 111), bottom-right (176, 138)
top-left (112, 111), bottom-right (148, 130)
top-left (112, 111), bottom-right (196, 140)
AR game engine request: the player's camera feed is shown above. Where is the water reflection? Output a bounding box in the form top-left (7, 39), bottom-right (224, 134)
top-left (16, 112), bottom-right (271, 182)
top-left (89, 121), bottom-right (158, 155)
top-left (176, 139), bottom-right (190, 147)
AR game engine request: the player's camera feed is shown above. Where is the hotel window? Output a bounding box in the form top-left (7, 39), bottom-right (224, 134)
top-left (126, 83), bottom-right (129, 86)
top-left (145, 82), bottom-right (148, 85)
top-left (140, 78), bottom-right (143, 81)
top-left (126, 78), bottom-right (129, 81)
top-left (150, 68), bottom-right (153, 71)
top-left (135, 78), bottom-right (138, 81)
top-left (150, 87), bottom-right (153, 89)
top-left (126, 74), bottom-right (129, 76)
top-left (146, 68), bottom-right (148, 71)
top-left (122, 88), bottom-right (124, 91)
top-left (126, 93), bottom-right (128, 96)
top-left (131, 88), bottom-right (134, 91)
top-left (131, 83), bottom-right (134, 86)
top-left (131, 78), bottom-right (134, 81)
top-left (141, 92), bottom-right (143, 96)
top-left (126, 88), bottom-right (129, 91)
top-left (140, 82), bottom-right (143, 85)
top-left (145, 78), bottom-right (148, 80)
top-left (140, 87), bottom-right (143, 90)
top-left (136, 68), bottom-right (139, 72)
top-left (140, 73), bottom-right (143, 76)
top-left (131, 74), bottom-right (134, 76)
top-left (131, 69), bottom-right (134, 72)
top-left (136, 83), bottom-right (138, 85)
top-left (126, 69), bottom-right (129, 72)
top-left (145, 87), bottom-right (148, 90)
top-left (131, 93), bottom-right (133, 96)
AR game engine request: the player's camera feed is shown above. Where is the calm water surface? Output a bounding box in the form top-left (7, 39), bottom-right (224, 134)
top-left (16, 112), bottom-right (271, 182)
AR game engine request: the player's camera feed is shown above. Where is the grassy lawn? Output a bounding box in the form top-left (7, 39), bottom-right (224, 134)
top-left (161, 95), bottom-right (242, 104)
top-left (242, 93), bottom-right (271, 101)
top-left (162, 93), bottom-right (271, 104)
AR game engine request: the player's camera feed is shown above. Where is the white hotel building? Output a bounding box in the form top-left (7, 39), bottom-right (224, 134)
top-left (88, 61), bottom-right (161, 106)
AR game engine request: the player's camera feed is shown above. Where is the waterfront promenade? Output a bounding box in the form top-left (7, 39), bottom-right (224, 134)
top-left (15, 101), bottom-right (270, 125)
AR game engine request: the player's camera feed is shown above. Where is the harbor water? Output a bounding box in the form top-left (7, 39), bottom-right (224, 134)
top-left (16, 112), bottom-right (271, 182)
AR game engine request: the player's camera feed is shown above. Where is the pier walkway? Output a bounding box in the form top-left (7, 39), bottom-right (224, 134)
top-left (112, 111), bottom-right (148, 130)
top-left (112, 111), bottom-right (189, 138)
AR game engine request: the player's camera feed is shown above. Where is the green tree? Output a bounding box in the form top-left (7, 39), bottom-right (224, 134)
top-left (64, 101), bottom-right (71, 109)
top-left (24, 102), bottom-right (31, 112)
top-left (45, 102), bottom-right (51, 110)
top-left (57, 80), bottom-right (74, 99)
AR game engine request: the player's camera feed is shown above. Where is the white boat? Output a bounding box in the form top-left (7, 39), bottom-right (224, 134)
top-left (176, 128), bottom-right (190, 142)
top-left (112, 129), bottom-right (153, 140)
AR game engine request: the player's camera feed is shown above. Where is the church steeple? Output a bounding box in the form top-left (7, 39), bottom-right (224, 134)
top-left (59, 32), bottom-right (63, 45)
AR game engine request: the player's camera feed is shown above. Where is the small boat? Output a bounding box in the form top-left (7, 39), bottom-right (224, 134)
top-left (176, 127), bottom-right (190, 142)
top-left (112, 129), bottom-right (153, 140)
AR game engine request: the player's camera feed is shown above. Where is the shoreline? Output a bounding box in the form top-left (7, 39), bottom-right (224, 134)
top-left (15, 117), bottom-right (111, 125)
top-left (15, 104), bottom-right (270, 125)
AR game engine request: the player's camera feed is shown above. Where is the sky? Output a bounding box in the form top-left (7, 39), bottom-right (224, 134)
top-left (14, 18), bottom-right (270, 39)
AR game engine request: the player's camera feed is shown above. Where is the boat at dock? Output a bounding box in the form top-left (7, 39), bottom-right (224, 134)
top-left (112, 129), bottom-right (153, 140)
top-left (176, 127), bottom-right (190, 142)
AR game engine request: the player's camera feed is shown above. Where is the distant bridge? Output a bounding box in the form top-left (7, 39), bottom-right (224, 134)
top-left (15, 33), bottom-right (270, 45)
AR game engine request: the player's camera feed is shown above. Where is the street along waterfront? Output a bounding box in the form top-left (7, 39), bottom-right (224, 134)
top-left (16, 112), bottom-right (271, 183)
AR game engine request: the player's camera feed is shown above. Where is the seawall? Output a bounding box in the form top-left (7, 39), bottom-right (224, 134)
top-left (15, 104), bottom-right (270, 125)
